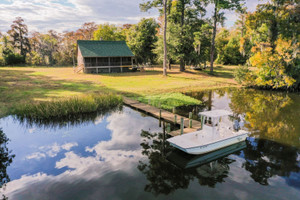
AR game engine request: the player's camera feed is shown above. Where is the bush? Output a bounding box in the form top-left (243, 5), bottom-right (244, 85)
top-left (4, 53), bottom-right (25, 65)
top-left (234, 65), bottom-right (253, 85)
top-left (0, 57), bottom-right (5, 66)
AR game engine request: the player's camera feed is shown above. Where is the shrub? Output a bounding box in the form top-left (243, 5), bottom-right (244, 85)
top-left (234, 65), bottom-right (252, 85)
top-left (4, 53), bottom-right (25, 65)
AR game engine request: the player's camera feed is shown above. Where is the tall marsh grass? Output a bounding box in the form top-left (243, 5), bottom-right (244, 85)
top-left (12, 93), bottom-right (123, 119)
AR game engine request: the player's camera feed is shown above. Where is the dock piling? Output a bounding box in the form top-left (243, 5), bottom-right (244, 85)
top-left (189, 112), bottom-right (192, 128)
top-left (167, 123), bottom-right (171, 133)
top-left (180, 118), bottom-right (184, 135)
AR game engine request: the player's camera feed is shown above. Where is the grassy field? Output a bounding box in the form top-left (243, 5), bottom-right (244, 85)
top-left (0, 65), bottom-right (238, 117)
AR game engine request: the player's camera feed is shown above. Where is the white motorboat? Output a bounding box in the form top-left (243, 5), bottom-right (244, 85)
top-left (167, 110), bottom-right (249, 155)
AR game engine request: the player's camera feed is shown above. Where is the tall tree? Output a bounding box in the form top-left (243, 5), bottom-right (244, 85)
top-left (127, 18), bottom-right (159, 64)
top-left (163, 0), bottom-right (168, 76)
top-left (209, 0), bottom-right (244, 73)
top-left (140, 0), bottom-right (170, 76)
top-left (8, 17), bottom-right (30, 59)
top-left (77, 22), bottom-right (97, 40)
top-left (93, 24), bottom-right (125, 41)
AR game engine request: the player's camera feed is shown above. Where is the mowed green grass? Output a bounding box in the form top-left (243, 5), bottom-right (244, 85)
top-left (0, 65), bottom-right (238, 117)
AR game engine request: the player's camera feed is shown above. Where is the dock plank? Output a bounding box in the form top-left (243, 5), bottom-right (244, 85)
top-left (123, 97), bottom-right (202, 136)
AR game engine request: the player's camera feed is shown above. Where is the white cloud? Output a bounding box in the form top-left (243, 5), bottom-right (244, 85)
top-left (0, 0), bottom-right (268, 33)
top-left (0, 0), bottom-right (158, 33)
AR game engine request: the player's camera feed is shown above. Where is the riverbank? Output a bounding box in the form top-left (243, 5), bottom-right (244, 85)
top-left (0, 65), bottom-right (238, 117)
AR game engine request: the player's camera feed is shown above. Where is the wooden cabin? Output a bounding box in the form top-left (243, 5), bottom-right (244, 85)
top-left (76, 40), bottom-right (135, 73)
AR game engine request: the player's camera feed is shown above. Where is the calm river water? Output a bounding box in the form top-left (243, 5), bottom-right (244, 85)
top-left (0, 88), bottom-right (299, 200)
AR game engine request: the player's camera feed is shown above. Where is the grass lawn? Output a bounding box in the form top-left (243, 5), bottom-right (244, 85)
top-left (0, 65), bottom-right (238, 117)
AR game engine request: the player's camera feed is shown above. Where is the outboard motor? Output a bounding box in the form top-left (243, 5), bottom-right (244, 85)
top-left (233, 120), bottom-right (240, 131)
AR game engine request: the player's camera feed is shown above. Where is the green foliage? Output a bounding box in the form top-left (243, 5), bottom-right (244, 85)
top-left (193, 23), bottom-right (212, 66)
top-left (216, 29), bottom-right (247, 65)
top-left (137, 93), bottom-right (202, 110)
top-left (127, 18), bottom-right (159, 64)
top-left (234, 65), bottom-right (253, 85)
top-left (0, 57), bottom-right (5, 66)
top-left (242, 1), bottom-right (300, 90)
top-left (12, 93), bottom-right (123, 119)
top-left (93, 24), bottom-right (125, 41)
top-left (4, 53), bottom-right (25, 65)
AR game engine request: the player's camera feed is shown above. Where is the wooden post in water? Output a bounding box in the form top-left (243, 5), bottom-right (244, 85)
top-left (180, 118), bottom-right (184, 135)
top-left (167, 123), bottom-right (171, 133)
top-left (159, 109), bottom-right (162, 119)
top-left (189, 112), bottom-right (192, 128)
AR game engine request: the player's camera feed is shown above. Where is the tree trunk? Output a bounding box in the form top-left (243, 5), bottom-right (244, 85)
top-left (163, 0), bottom-right (168, 76)
top-left (210, 1), bottom-right (218, 74)
top-left (179, 0), bottom-right (185, 72)
top-left (168, 59), bottom-right (171, 70)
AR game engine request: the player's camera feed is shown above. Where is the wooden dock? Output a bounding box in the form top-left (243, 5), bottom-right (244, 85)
top-left (123, 97), bottom-right (202, 136)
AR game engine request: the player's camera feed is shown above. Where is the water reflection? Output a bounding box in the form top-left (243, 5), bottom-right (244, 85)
top-left (139, 127), bottom-right (300, 196)
top-left (242, 138), bottom-right (300, 186)
top-left (14, 105), bottom-right (123, 129)
top-left (138, 129), bottom-right (245, 196)
top-left (0, 129), bottom-right (15, 200)
top-left (229, 89), bottom-right (300, 147)
top-left (184, 88), bottom-right (300, 147)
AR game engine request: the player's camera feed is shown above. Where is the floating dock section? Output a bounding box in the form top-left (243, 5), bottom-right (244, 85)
top-left (123, 97), bottom-right (202, 136)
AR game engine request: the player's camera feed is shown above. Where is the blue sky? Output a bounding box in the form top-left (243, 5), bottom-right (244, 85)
top-left (0, 0), bottom-right (267, 33)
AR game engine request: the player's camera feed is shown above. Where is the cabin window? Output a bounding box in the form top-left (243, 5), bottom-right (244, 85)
top-left (91, 57), bottom-right (97, 66)
top-left (85, 57), bottom-right (91, 67)
top-left (110, 57), bottom-right (121, 66)
top-left (97, 57), bottom-right (109, 66)
top-left (122, 57), bottom-right (132, 65)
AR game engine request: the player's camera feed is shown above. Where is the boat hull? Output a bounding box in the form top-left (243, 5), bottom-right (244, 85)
top-left (168, 133), bottom-right (248, 155)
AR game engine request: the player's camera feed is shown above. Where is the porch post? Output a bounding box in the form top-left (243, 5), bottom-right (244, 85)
top-left (108, 57), bottom-right (111, 73)
top-left (120, 57), bottom-right (123, 72)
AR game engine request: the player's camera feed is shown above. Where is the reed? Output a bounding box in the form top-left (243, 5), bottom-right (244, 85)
top-left (12, 93), bottom-right (123, 119)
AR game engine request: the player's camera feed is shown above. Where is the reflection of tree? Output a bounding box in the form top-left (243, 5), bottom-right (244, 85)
top-left (14, 105), bottom-right (123, 129)
top-left (138, 129), bottom-right (234, 196)
top-left (229, 89), bottom-right (300, 147)
top-left (242, 138), bottom-right (300, 186)
top-left (0, 128), bottom-right (15, 200)
top-left (138, 130), bottom-right (193, 195)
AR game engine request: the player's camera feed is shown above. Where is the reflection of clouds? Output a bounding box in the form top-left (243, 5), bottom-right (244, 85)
top-left (228, 155), bottom-right (252, 184)
top-left (26, 142), bottom-right (78, 160)
top-left (93, 116), bottom-right (104, 125)
top-left (26, 152), bottom-right (46, 160)
top-left (4, 108), bottom-right (162, 199)
top-left (28, 128), bottom-right (36, 134)
top-left (56, 151), bottom-right (100, 171)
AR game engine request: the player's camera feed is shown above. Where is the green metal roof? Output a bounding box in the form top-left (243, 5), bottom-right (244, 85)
top-left (77, 40), bottom-right (134, 57)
